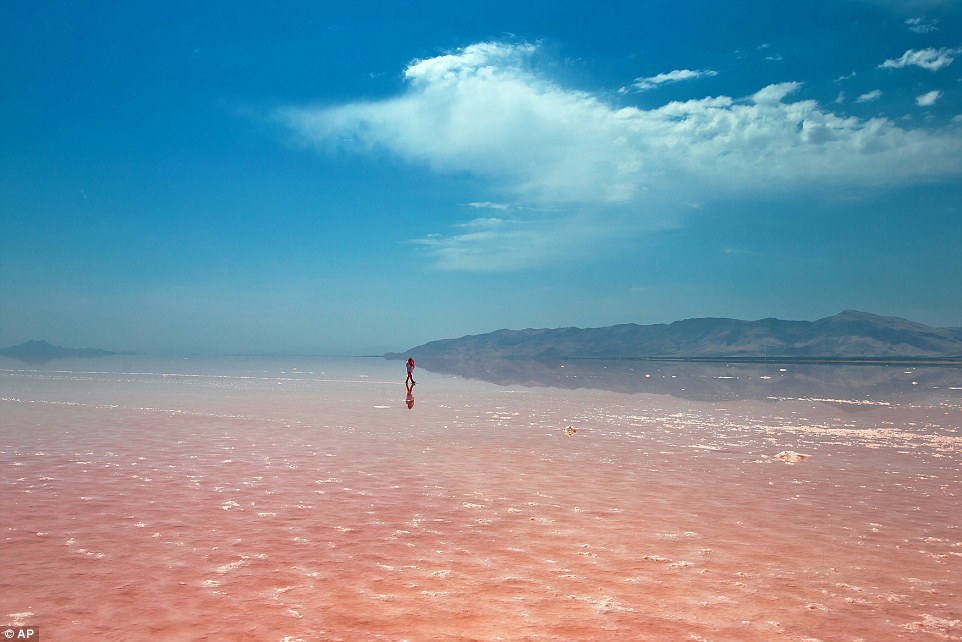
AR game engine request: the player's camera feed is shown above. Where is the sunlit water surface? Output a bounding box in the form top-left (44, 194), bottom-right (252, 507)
top-left (1, 356), bottom-right (960, 641)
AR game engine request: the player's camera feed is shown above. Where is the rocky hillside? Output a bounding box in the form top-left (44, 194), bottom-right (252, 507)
top-left (387, 311), bottom-right (962, 360)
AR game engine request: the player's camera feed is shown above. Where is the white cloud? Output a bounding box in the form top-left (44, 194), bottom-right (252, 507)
top-left (752, 82), bottom-right (802, 103)
top-left (879, 47), bottom-right (962, 71)
top-left (409, 215), bottom-right (603, 271)
top-left (916, 90), bottom-right (942, 106)
top-left (622, 68), bottom-right (718, 93)
top-left (457, 217), bottom-right (508, 229)
top-left (905, 17), bottom-right (939, 33)
top-left (466, 201), bottom-right (511, 210)
top-left (856, 89), bottom-right (884, 103)
top-left (277, 41), bottom-right (962, 270)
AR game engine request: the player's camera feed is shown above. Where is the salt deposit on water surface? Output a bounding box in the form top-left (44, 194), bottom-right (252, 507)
top-left (1, 356), bottom-right (960, 641)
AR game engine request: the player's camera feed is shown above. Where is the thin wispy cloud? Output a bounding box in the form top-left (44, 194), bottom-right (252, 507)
top-left (408, 215), bottom-right (600, 271)
top-left (466, 202), bottom-right (511, 210)
top-left (916, 90), bottom-right (942, 106)
top-left (856, 89), bottom-right (884, 103)
top-left (879, 47), bottom-right (962, 71)
top-left (277, 41), bottom-right (962, 271)
top-left (621, 68), bottom-right (718, 93)
top-left (905, 17), bottom-right (939, 33)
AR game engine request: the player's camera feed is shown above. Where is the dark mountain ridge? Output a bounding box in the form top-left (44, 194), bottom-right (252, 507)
top-left (0, 340), bottom-right (119, 364)
top-left (387, 311), bottom-right (962, 360)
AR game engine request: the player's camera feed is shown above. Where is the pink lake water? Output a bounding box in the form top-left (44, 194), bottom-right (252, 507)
top-left (1, 356), bottom-right (960, 641)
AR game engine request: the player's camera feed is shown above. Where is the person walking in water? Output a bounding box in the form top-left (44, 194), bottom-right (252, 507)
top-left (405, 357), bottom-right (416, 386)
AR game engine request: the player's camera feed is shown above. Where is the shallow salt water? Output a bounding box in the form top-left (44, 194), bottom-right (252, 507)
top-left (1, 356), bottom-right (960, 641)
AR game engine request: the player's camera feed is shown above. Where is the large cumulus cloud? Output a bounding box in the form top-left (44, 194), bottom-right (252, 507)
top-left (276, 42), bottom-right (962, 270)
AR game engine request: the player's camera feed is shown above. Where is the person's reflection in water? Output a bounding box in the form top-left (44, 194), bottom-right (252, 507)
top-left (405, 381), bottom-right (415, 409)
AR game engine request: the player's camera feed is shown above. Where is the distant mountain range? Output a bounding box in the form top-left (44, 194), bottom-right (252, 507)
top-left (387, 311), bottom-right (962, 361)
top-left (0, 340), bottom-right (119, 364)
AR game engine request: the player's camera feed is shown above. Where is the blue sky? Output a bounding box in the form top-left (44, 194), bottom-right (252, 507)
top-left (2, 1), bottom-right (961, 355)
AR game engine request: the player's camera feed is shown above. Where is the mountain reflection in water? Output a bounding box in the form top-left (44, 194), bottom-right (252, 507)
top-left (417, 357), bottom-right (962, 407)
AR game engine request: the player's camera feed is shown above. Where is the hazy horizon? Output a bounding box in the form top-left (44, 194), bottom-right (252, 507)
top-left (5, 307), bottom-right (962, 360)
top-left (3, 1), bottom-right (961, 355)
